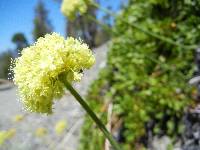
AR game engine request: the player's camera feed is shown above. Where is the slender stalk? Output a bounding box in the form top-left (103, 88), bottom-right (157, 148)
top-left (91, 2), bottom-right (198, 50)
top-left (62, 79), bottom-right (121, 150)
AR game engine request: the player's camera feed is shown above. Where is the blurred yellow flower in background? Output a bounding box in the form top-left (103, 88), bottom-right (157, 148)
top-left (13, 114), bottom-right (24, 122)
top-left (0, 131), bottom-right (8, 145)
top-left (35, 127), bottom-right (47, 137)
top-left (55, 120), bottom-right (67, 135)
top-left (6, 129), bottom-right (16, 139)
top-left (12, 33), bottom-right (95, 114)
top-left (0, 128), bottom-right (16, 146)
top-left (61, 0), bottom-right (91, 19)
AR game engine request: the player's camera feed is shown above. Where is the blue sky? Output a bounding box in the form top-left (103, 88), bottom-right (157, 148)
top-left (0, 0), bottom-right (121, 53)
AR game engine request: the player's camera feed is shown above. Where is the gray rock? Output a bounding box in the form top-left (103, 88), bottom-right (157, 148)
top-left (150, 136), bottom-right (181, 150)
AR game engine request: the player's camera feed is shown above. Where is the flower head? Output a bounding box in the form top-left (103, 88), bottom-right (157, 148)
top-left (55, 120), bottom-right (67, 135)
top-left (12, 33), bottom-right (95, 114)
top-left (0, 129), bottom-right (16, 146)
top-left (61, 0), bottom-right (90, 19)
top-left (13, 114), bottom-right (24, 122)
top-left (35, 127), bottom-right (47, 137)
top-left (0, 131), bottom-right (7, 146)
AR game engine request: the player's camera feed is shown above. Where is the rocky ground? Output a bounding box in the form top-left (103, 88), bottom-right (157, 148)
top-left (0, 43), bottom-right (108, 150)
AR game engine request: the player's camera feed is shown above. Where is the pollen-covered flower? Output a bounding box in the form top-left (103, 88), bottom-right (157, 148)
top-left (12, 33), bottom-right (95, 114)
top-left (61, 0), bottom-right (90, 19)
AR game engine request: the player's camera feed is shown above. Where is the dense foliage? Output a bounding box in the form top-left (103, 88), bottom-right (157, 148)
top-left (0, 51), bottom-right (13, 79)
top-left (79, 0), bottom-right (200, 149)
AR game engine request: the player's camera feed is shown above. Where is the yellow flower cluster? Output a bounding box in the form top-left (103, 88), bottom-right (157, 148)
top-left (12, 33), bottom-right (95, 114)
top-left (61, 0), bottom-right (90, 19)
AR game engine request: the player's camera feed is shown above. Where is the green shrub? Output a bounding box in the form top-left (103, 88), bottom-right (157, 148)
top-left (79, 0), bottom-right (200, 149)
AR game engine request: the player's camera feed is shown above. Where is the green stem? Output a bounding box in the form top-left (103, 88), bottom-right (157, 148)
top-left (62, 79), bottom-right (121, 150)
top-left (91, 2), bottom-right (197, 50)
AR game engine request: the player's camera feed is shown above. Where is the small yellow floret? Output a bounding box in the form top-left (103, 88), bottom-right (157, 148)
top-left (61, 0), bottom-right (90, 19)
top-left (12, 33), bottom-right (95, 114)
top-left (35, 127), bottom-right (47, 137)
top-left (0, 129), bottom-right (16, 146)
top-left (6, 129), bottom-right (16, 139)
top-left (55, 120), bottom-right (67, 135)
top-left (13, 114), bottom-right (24, 122)
top-left (0, 131), bottom-right (7, 146)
